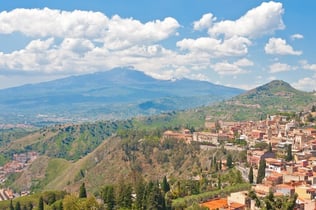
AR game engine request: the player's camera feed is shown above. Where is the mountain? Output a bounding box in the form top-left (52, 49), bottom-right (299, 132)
top-left (198, 80), bottom-right (316, 121)
top-left (0, 68), bottom-right (243, 125)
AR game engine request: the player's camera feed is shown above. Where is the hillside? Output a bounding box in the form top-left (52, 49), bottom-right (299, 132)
top-left (198, 80), bottom-right (316, 121)
top-left (1, 80), bottom-right (315, 194)
top-left (0, 68), bottom-right (243, 125)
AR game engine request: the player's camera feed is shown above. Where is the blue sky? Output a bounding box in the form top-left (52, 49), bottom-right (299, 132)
top-left (0, 0), bottom-right (315, 91)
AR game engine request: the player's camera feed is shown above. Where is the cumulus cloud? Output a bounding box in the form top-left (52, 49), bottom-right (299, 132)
top-left (293, 76), bottom-right (316, 91)
top-left (0, 8), bottom-right (180, 47)
top-left (103, 15), bottom-right (180, 49)
top-left (212, 58), bottom-right (253, 75)
top-left (193, 13), bottom-right (216, 31)
top-left (291, 33), bottom-right (304, 40)
top-left (208, 1), bottom-right (284, 38)
top-left (265, 38), bottom-right (302, 55)
top-left (176, 36), bottom-right (251, 57)
top-left (268, 62), bottom-right (293, 73)
top-left (300, 60), bottom-right (316, 71)
top-left (0, 8), bottom-right (109, 38)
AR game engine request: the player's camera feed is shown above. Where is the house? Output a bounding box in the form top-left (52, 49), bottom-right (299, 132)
top-left (192, 132), bottom-right (219, 145)
top-left (295, 185), bottom-right (316, 200)
top-left (247, 150), bottom-right (275, 168)
top-left (162, 130), bottom-right (192, 143)
top-left (275, 184), bottom-right (295, 196)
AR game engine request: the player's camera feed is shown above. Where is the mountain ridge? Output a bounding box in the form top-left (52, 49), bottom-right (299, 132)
top-left (0, 68), bottom-right (244, 125)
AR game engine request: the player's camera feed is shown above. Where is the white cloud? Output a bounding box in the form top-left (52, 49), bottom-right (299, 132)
top-left (193, 13), bottom-right (216, 31)
top-left (300, 60), bottom-right (316, 71)
top-left (265, 38), bottom-right (302, 55)
top-left (268, 62), bottom-right (293, 73)
top-left (176, 36), bottom-right (251, 57)
top-left (104, 15), bottom-right (180, 49)
top-left (208, 1), bottom-right (285, 38)
top-left (293, 76), bottom-right (316, 91)
top-left (291, 33), bottom-right (304, 40)
top-left (212, 59), bottom-right (252, 75)
top-left (234, 58), bottom-right (254, 67)
top-left (0, 8), bottom-right (109, 38)
top-left (0, 8), bottom-right (180, 48)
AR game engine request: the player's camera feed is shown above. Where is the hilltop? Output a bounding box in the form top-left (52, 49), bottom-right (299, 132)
top-left (198, 80), bottom-right (316, 121)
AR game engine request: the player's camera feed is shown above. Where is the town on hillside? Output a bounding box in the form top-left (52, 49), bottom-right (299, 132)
top-left (163, 108), bottom-right (316, 210)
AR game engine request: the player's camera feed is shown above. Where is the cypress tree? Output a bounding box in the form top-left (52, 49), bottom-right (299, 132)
top-left (285, 144), bottom-right (293, 162)
top-left (226, 154), bottom-right (233, 168)
top-left (257, 159), bottom-right (266, 184)
top-left (217, 175), bottom-right (222, 189)
top-left (9, 200), bottom-right (14, 210)
top-left (79, 183), bottom-right (87, 198)
top-left (58, 201), bottom-right (63, 210)
top-left (162, 176), bottom-right (170, 193)
top-left (268, 142), bottom-right (272, 152)
top-left (15, 201), bottom-right (21, 210)
top-left (248, 166), bottom-right (254, 184)
top-left (38, 196), bottom-right (44, 210)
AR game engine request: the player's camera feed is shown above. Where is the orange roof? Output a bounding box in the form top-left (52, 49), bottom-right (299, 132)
top-left (229, 202), bottom-right (245, 209)
top-left (202, 198), bottom-right (228, 209)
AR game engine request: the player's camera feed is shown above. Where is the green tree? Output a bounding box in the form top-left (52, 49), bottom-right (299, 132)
top-left (248, 166), bottom-right (254, 184)
top-left (9, 200), bottom-right (14, 210)
top-left (58, 201), bottom-right (63, 210)
top-left (312, 105), bottom-right (316, 112)
top-left (79, 183), bottom-right (87, 198)
top-left (226, 154), bottom-right (233, 168)
top-left (28, 202), bottom-right (33, 210)
top-left (38, 196), bottom-right (44, 210)
top-left (162, 176), bottom-right (170, 193)
top-left (116, 181), bottom-right (132, 209)
top-left (14, 201), bottom-right (21, 210)
top-left (134, 179), bottom-right (146, 210)
top-left (268, 142), bottom-right (272, 152)
top-left (102, 185), bottom-right (115, 210)
top-left (145, 181), bottom-right (165, 210)
top-left (217, 175), bottom-right (222, 189)
top-left (257, 159), bottom-right (266, 184)
top-left (285, 144), bottom-right (293, 162)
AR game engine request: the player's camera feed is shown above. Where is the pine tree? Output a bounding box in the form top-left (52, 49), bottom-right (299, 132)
top-left (162, 176), bottom-right (170, 193)
top-left (135, 180), bottom-right (146, 210)
top-left (38, 196), bottom-right (44, 210)
top-left (248, 166), bottom-right (254, 184)
top-left (145, 181), bottom-right (165, 210)
top-left (257, 159), bottom-right (266, 184)
top-left (79, 183), bottom-right (87, 198)
top-left (219, 159), bottom-right (222, 171)
top-left (102, 185), bottom-right (115, 210)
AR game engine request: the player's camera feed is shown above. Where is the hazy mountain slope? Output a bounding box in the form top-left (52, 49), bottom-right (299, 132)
top-left (0, 68), bottom-right (243, 124)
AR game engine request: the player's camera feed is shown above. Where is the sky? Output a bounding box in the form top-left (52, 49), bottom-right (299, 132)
top-left (0, 0), bottom-right (315, 91)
